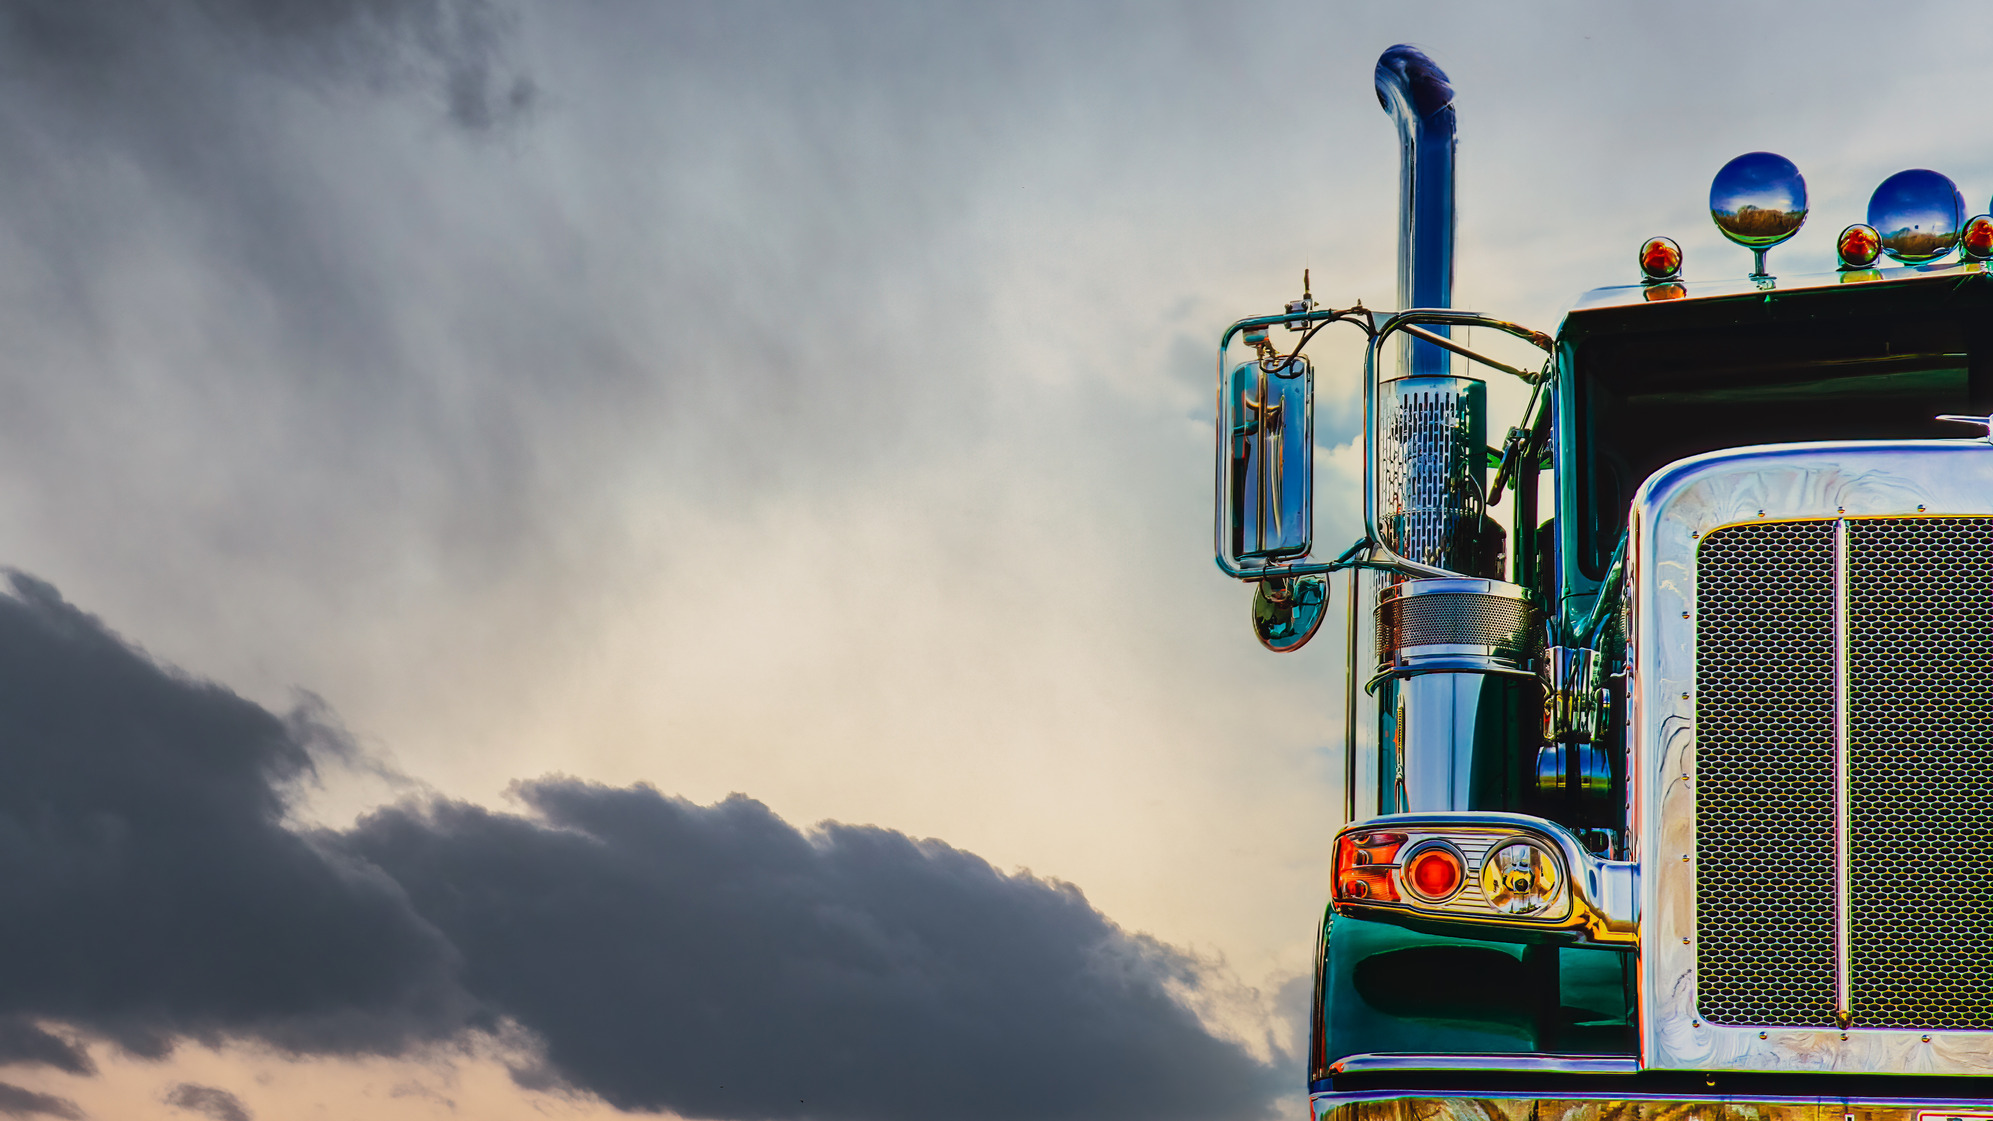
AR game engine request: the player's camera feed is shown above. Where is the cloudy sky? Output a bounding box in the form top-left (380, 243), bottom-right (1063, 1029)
top-left (0, 2), bottom-right (1989, 1118)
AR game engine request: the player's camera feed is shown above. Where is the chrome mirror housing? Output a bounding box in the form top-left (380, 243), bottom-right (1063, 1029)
top-left (1223, 353), bottom-right (1314, 565)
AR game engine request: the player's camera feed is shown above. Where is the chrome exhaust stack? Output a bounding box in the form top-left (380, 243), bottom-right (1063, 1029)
top-left (1367, 47), bottom-right (1532, 815)
top-left (1372, 45), bottom-right (1485, 576)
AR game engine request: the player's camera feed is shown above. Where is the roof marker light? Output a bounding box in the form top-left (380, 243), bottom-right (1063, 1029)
top-left (1638, 236), bottom-right (1682, 282)
top-left (1837, 223), bottom-right (1882, 269)
top-left (1962, 215), bottom-right (1993, 262)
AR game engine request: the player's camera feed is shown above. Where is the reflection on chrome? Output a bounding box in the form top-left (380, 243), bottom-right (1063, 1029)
top-left (1867, 169), bottom-right (1965, 264)
top-left (1709, 152), bottom-right (1807, 278)
top-left (1251, 574), bottom-right (1328, 653)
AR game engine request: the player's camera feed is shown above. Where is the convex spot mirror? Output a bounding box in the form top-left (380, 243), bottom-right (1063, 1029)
top-left (1226, 354), bottom-right (1314, 564)
top-left (1251, 574), bottom-right (1329, 652)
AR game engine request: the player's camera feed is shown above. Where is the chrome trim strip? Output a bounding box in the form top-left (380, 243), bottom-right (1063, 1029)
top-left (1634, 440), bottom-right (1993, 1075)
top-left (1326, 1051), bottom-right (1640, 1076)
top-left (1343, 564), bottom-right (1359, 824)
top-left (1566, 258), bottom-right (1990, 314)
top-left (1833, 516), bottom-right (1852, 1027)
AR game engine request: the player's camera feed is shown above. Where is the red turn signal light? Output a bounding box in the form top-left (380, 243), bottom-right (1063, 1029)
top-left (1964, 215), bottom-right (1993, 262)
top-left (1334, 831), bottom-right (1404, 903)
top-left (1403, 844), bottom-right (1465, 902)
top-left (1638, 236), bottom-right (1682, 282)
top-left (1838, 223), bottom-right (1882, 269)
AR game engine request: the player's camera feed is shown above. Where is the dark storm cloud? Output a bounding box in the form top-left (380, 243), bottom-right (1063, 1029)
top-left (0, 574), bottom-right (469, 1054)
top-left (0, 573), bottom-right (1281, 1121)
top-left (345, 783), bottom-right (1280, 1121)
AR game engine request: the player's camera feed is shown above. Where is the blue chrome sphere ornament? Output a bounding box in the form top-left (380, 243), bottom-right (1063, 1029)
top-left (1867, 170), bottom-right (1965, 264)
top-left (1709, 152), bottom-right (1807, 279)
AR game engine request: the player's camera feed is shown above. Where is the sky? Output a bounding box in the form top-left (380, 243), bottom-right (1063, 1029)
top-left (0, 2), bottom-right (1990, 1118)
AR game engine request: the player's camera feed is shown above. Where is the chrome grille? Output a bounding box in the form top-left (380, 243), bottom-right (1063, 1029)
top-left (1695, 515), bottom-right (1993, 1031)
top-left (1694, 521), bottom-right (1838, 1028)
top-left (1846, 518), bottom-right (1993, 1029)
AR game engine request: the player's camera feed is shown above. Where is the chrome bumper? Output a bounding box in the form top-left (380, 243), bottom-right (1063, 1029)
top-left (1313, 1091), bottom-right (1993, 1120)
top-left (1313, 1054), bottom-right (1993, 1118)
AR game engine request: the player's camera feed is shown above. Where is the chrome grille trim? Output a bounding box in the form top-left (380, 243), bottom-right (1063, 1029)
top-left (1634, 441), bottom-right (1993, 1075)
top-left (1833, 516), bottom-right (1852, 1028)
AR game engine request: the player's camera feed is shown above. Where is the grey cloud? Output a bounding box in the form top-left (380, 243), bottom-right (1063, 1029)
top-left (0, 572), bottom-right (1282, 1120)
top-left (0, 1022), bottom-right (91, 1078)
top-left (0, 574), bottom-right (470, 1055)
top-left (0, 0), bottom-right (531, 132)
top-left (345, 783), bottom-right (1282, 1121)
top-left (0, 1083), bottom-right (79, 1120)
top-left (164, 1082), bottom-right (252, 1121)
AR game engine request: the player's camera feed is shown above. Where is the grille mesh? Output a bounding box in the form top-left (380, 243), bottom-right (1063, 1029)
top-left (1375, 592), bottom-right (1536, 662)
top-left (1847, 518), bottom-right (1993, 1029)
top-left (1695, 521), bottom-right (1838, 1027)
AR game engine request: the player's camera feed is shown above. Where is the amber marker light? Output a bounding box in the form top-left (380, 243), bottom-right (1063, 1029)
top-left (1638, 236), bottom-right (1682, 282)
top-left (1402, 843), bottom-right (1465, 902)
top-left (1963, 215), bottom-right (1993, 262)
top-left (1838, 222), bottom-right (1882, 269)
top-left (1333, 831), bottom-right (1404, 903)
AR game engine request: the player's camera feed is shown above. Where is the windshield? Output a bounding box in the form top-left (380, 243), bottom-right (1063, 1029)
top-left (1572, 310), bottom-right (1987, 580)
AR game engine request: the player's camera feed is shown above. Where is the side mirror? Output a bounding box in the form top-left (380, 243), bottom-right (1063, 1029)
top-left (1225, 353), bottom-right (1314, 565)
top-left (1252, 574), bottom-right (1330, 652)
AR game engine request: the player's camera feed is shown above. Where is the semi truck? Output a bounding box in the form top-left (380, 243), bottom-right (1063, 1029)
top-left (1216, 44), bottom-right (1993, 1118)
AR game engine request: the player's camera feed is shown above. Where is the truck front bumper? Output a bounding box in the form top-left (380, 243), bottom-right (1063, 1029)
top-left (1314, 1089), bottom-right (1993, 1120)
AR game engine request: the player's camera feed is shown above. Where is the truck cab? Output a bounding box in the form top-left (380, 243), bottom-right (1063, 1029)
top-left (1217, 45), bottom-right (1993, 1117)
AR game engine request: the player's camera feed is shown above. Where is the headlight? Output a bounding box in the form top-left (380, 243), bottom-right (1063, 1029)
top-left (1481, 839), bottom-right (1561, 916)
top-left (1325, 813), bottom-right (1640, 947)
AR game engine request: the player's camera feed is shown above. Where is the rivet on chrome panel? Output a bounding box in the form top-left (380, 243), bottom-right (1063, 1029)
top-left (1840, 1033), bottom-right (1848, 1041)
top-left (1681, 611), bottom-right (1690, 619)
top-left (1918, 504), bottom-right (1927, 512)
top-left (1923, 1034), bottom-right (1933, 1042)
top-left (1683, 937), bottom-right (1691, 943)
top-left (1760, 1031), bottom-right (1768, 1040)
top-left (1681, 691), bottom-right (1690, 699)
top-left (1757, 509), bottom-right (1766, 517)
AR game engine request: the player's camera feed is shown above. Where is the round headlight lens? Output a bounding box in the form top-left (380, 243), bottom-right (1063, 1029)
top-left (1480, 840), bottom-right (1563, 916)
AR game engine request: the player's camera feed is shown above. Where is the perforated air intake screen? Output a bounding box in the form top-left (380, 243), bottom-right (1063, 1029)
top-left (1695, 516), bottom-right (1993, 1031)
